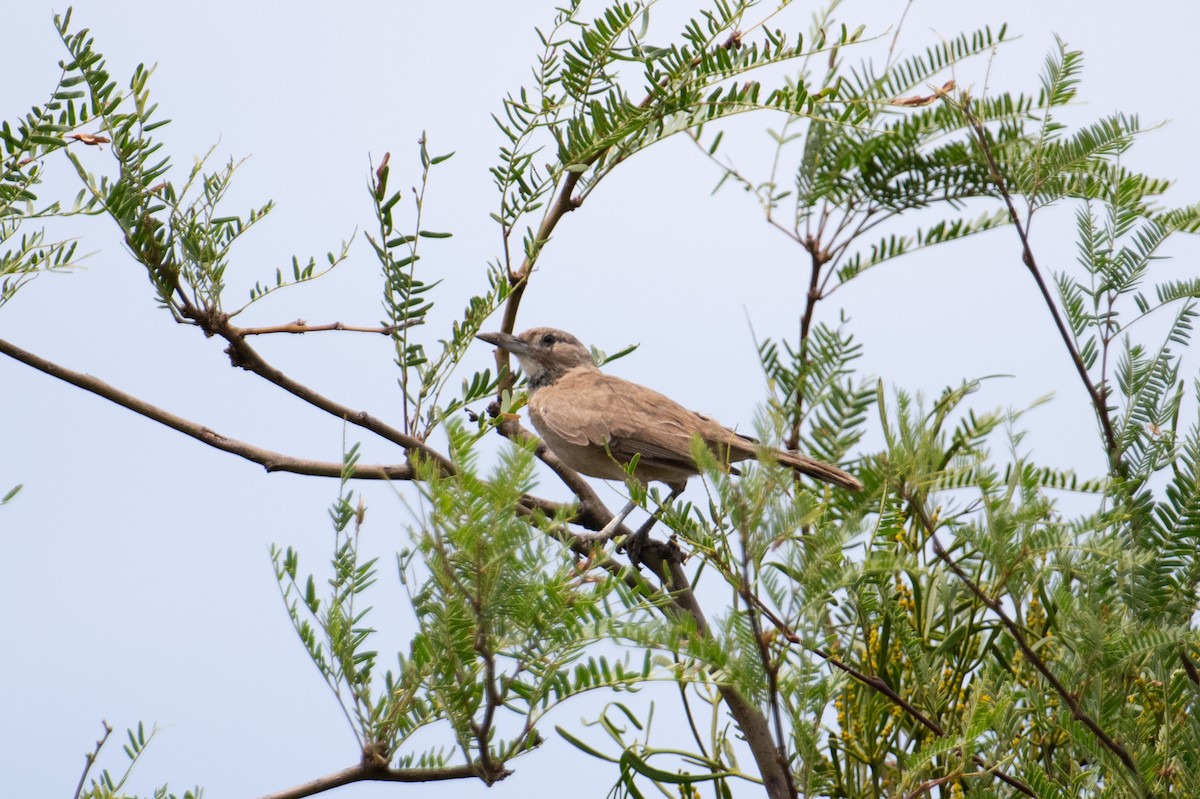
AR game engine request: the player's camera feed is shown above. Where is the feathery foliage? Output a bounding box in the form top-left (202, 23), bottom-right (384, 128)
top-left (5, 3), bottom-right (1200, 798)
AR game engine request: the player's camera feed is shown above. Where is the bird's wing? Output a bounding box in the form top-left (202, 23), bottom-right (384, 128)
top-left (533, 372), bottom-right (719, 472)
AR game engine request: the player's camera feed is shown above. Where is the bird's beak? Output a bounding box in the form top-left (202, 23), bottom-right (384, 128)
top-left (477, 331), bottom-right (530, 355)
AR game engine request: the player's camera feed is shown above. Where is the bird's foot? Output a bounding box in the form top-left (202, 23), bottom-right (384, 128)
top-left (618, 512), bottom-right (661, 568)
top-left (618, 485), bottom-right (684, 567)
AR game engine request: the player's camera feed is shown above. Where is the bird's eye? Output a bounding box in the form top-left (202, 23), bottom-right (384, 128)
top-left (541, 333), bottom-right (556, 346)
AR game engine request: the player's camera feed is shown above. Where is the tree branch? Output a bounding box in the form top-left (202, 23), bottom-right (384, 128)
top-left (72, 720), bottom-right (112, 799)
top-left (490, 31), bottom-right (740, 385)
top-left (0, 336), bottom-right (417, 479)
top-left (907, 493), bottom-right (1144, 788)
top-left (956, 94), bottom-right (1123, 474)
top-left (787, 243), bottom-right (829, 452)
top-left (486, 337), bottom-right (800, 799)
top-left (732, 564), bottom-right (1035, 798)
top-left (258, 760), bottom-right (505, 799)
top-left (479, 35), bottom-right (832, 796)
top-left (494, 414), bottom-right (617, 529)
top-left (501, 408), bottom-right (799, 798)
top-left (495, 169), bottom-right (584, 391)
top-left (0, 336), bottom-right (574, 521)
top-left (738, 523), bottom-right (795, 798)
top-left (188, 310), bottom-right (457, 475)
top-left (232, 320), bottom-right (410, 336)
top-left (602, 535), bottom-right (793, 799)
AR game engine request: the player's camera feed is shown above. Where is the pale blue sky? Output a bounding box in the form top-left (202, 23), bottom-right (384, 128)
top-left (2, 2), bottom-right (1198, 796)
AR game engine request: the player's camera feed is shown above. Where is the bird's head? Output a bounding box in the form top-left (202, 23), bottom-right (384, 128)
top-left (477, 327), bottom-right (596, 389)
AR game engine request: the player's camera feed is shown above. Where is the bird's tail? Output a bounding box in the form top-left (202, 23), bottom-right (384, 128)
top-left (771, 448), bottom-right (863, 492)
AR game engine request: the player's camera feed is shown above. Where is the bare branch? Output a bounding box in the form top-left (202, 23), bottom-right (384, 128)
top-left (787, 242), bottom-right (829, 451)
top-left (0, 336), bottom-right (419, 480)
top-left (72, 720), bottom-right (113, 799)
top-left (494, 169), bottom-right (584, 391)
top-left (233, 320), bottom-right (411, 336)
top-left (495, 415), bottom-right (614, 525)
top-left (191, 310), bottom-right (456, 475)
top-left (0, 338), bottom-right (584, 529)
top-left (258, 760), bottom-right (504, 799)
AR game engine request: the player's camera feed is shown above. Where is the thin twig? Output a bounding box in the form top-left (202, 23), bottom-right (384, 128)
top-left (472, 630), bottom-right (503, 777)
top-left (234, 320), bottom-right (410, 336)
top-left (954, 94), bottom-right (1122, 473)
top-left (72, 720), bottom-right (113, 799)
top-left (674, 659), bottom-right (712, 760)
top-left (787, 245), bottom-right (829, 451)
top-left (495, 169), bottom-right (584, 385)
top-left (885, 0), bottom-right (916, 71)
top-left (738, 521), bottom-right (795, 798)
top-left (745, 584), bottom-right (946, 736)
top-left (258, 761), bottom-right (505, 799)
top-left (648, 548), bottom-right (797, 799)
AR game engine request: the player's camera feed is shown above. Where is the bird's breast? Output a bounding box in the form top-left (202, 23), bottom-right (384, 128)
top-left (527, 372), bottom-right (631, 481)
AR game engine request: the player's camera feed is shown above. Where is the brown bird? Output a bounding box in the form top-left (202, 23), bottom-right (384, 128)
top-left (479, 327), bottom-right (861, 538)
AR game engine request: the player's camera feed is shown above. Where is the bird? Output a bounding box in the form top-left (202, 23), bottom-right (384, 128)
top-left (478, 327), bottom-right (862, 540)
